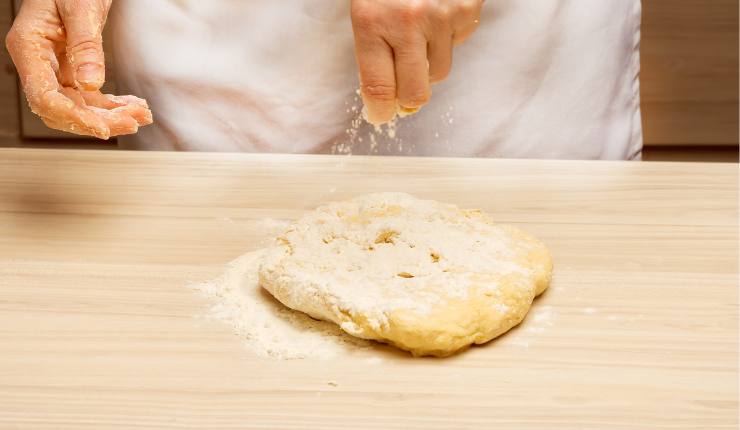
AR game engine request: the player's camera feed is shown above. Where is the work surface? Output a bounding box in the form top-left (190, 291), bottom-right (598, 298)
top-left (0, 148), bottom-right (737, 429)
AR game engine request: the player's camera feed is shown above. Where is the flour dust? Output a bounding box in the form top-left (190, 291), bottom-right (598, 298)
top-left (332, 90), bottom-right (421, 156)
top-left (190, 250), bottom-right (373, 360)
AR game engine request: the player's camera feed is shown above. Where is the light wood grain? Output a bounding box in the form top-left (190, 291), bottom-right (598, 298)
top-left (641, 0), bottom-right (739, 146)
top-left (0, 149), bottom-right (737, 429)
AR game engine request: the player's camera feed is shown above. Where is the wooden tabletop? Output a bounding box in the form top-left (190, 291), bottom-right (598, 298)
top-left (0, 148), bottom-right (737, 429)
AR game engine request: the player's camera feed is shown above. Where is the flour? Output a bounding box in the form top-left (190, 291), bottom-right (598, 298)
top-left (190, 250), bottom-right (371, 360)
top-left (255, 218), bottom-right (292, 235)
top-left (517, 305), bottom-right (557, 343)
top-left (332, 90), bottom-right (408, 155)
top-left (261, 193), bottom-right (529, 321)
top-left (532, 306), bottom-right (556, 325)
top-left (581, 307), bottom-right (598, 315)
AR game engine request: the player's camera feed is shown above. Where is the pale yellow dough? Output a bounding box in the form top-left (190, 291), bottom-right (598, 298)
top-left (259, 193), bottom-right (552, 357)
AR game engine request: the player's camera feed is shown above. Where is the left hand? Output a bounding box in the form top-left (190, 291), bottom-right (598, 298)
top-left (351, 0), bottom-right (483, 125)
top-left (6, 0), bottom-right (152, 139)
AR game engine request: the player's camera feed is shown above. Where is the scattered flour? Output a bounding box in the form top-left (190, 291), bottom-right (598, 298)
top-left (532, 306), bottom-right (556, 326)
top-left (255, 218), bottom-right (292, 235)
top-left (190, 250), bottom-right (371, 360)
top-left (513, 305), bottom-right (557, 345)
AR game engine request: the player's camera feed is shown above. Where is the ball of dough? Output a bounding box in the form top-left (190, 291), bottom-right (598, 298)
top-left (259, 193), bottom-right (552, 357)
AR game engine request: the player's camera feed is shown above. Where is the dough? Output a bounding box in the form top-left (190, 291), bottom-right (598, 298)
top-left (259, 193), bottom-right (552, 357)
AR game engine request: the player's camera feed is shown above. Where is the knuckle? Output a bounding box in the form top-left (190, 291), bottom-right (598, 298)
top-left (457, 0), bottom-right (480, 15)
top-left (67, 39), bottom-right (103, 60)
top-left (362, 82), bottom-right (396, 101)
top-left (4, 26), bottom-right (32, 59)
top-left (436, 5), bottom-right (452, 21)
top-left (351, 3), bottom-right (378, 30)
top-left (398, 0), bottom-right (428, 24)
top-left (5, 27), bottom-right (19, 52)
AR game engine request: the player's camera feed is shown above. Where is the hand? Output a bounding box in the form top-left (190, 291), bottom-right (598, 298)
top-left (5, 0), bottom-right (152, 139)
top-left (351, 0), bottom-right (483, 125)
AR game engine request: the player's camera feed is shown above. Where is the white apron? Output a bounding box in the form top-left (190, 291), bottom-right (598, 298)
top-left (109, 0), bottom-right (643, 159)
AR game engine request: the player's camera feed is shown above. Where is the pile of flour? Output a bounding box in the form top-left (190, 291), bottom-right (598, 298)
top-left (191, 250), bottom-right (372, 360)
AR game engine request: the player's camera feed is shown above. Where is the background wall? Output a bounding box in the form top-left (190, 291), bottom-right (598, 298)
top-left (0, 0), bottom-right (18, 144)
top-left (0, 0), bottom-right (738, 160)
top-left (641, 0), bottom-right (738, 147)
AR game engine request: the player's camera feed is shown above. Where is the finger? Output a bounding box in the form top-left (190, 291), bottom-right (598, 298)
top-left (428, 34), bottom-right (453, 83)
top-left (41, 116), bottom-right (99, 137)
top-left (81, 91), bottom-right (150, 134)
top-left (88, 106), bottom-right (140, 137)
top-left (6, 14), bottom-right (61, 109)
top-left (82, 92), bottom-right (153, 126)
top-left (354, 35), bottom-right (397, 125)
top-left (7, 31), bottom-right (108, 137)
top-left (36, 91), bottom-right (110, 138)
top-left (105, 94), bottom-right (150, 110)
top-left (58, 0), bottom-right (109, 90)
top-left (61, 86), bottom-right (149, 136)
top-left (57, 44), bottom-right (76, 87)
top-left (392, 36), bottom-right (431, 110)
top-left (56, 17), bottom-right (151, 134)
top-left (81, 92), bottom-right (148, 109)
top-left (58, 88), bottom-right (142, 137)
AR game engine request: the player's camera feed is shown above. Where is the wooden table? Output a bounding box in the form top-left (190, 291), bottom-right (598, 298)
top-left (0, 148), bottom-right (737, 429)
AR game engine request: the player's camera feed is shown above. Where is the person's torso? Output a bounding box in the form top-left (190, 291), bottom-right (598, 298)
top-left (109, 0), bottom-right (643, 159)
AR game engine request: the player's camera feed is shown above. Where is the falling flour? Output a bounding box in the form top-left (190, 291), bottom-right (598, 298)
top-left (190, 250), bottom-right (372, 360)
top-left (332, 90), bottom-right (407, 155)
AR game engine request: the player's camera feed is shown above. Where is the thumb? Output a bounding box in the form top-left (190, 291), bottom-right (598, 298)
top-left (59, 1), bottom-right (109, 91)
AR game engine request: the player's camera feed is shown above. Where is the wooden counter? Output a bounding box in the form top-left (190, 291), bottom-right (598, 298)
top-left (0, 149), bottom-right (737, 429)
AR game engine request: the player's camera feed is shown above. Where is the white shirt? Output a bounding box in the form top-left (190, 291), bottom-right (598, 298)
top-left (109, 0), bottom-right (643, 159)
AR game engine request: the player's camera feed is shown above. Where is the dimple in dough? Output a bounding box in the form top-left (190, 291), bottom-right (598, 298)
top-left (259, 193), bottom-right (552, 357)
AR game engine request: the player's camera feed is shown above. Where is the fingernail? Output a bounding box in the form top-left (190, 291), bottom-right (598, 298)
top-left (397, 105), bottom-right (419, 118)
top-left (76, 64), bottom-right (104, 87)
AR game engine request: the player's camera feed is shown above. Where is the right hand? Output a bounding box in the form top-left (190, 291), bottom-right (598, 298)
top-left (5, 0), bottom-right (152, 139)
top-left (351, 0), bottom-right (484, 125)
